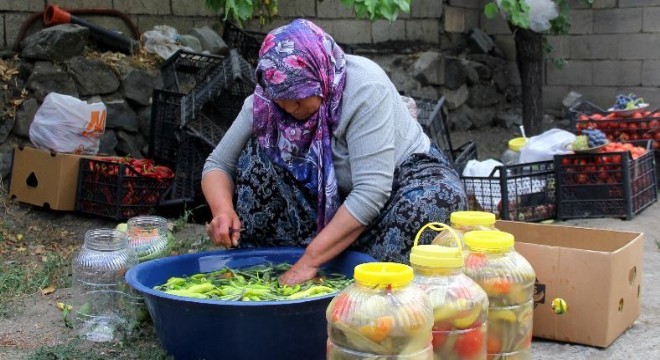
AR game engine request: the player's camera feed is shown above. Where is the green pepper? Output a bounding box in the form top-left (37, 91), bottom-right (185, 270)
top-left (287, 285), bottom-right (335, 300)
top-left (164, 277), bottom-right (186, 287)
top-left (165, 289), bottom-right (208, 298)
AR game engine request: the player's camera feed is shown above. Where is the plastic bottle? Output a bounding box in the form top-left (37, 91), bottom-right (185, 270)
top-left (411, 223), bottom-right (489, 360)
top-left (71, 228), bottom-right (138, 342)
top-left (432, 211), bottom-right (497, 247)
top-left (326, 262), bottom-right (434, 359)
top-left (501, 137), bottom-right (528, 165)
top-left (463, 231), bottom-right (536, 360)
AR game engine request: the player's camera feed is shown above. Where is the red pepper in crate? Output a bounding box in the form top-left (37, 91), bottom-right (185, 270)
top-left (78, 157), bottom-right (176, 220)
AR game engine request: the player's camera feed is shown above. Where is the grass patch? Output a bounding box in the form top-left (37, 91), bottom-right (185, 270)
top-left (26, 337), bottom-right (172, 360)
top-left (0, 251), bottom-right (71, 316)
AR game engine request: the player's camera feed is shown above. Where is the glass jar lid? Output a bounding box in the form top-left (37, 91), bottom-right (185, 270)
top-left (354, 262), bottom-right (413, 287)
top-left (450, 211), bottom-right (496, 226)
top-left (464, 230), bottom-right (515, 252)
top-left (508, 137), bottom-right (527, 152)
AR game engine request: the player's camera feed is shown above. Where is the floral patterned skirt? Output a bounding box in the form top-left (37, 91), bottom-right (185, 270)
top-left (234, 137), bottom-right (467, 264)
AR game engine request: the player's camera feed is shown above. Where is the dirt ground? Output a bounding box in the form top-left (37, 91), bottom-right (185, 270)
top-left (1, 126), bottom-right (658, 359)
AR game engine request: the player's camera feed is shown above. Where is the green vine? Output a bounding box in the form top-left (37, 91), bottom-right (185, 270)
top-left (484, 0), bottom-right (593, 67)
top-left (204, 0), bottom-right (411, 25)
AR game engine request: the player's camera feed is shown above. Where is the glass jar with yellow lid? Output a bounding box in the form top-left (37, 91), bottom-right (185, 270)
top-left (432, 211), bottom-right (497, 248)
top-left (463, 230), bottom-right (536, 360)
top-left (326, 262), bottom-right (434, 359)
top-left (411, 222), bottom-right (488, 360)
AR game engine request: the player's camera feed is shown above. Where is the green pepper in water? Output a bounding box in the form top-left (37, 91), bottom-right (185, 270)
top-left (286, 286), bottom-right (335, 300)
top-left (154, 263), bottom-right (353, 302)
top-left (164, 282), bottom-right (215, 298)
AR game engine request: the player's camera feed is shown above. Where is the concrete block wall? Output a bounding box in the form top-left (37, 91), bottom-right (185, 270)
top-left (0, 0), bottom-right (444, 51)
top-left (483, 0), bottom-right (660, 110)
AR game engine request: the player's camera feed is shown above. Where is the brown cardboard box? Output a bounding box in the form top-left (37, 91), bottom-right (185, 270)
top-left (9, 146), bottom-right (91, 211)
top-left (496, 220), bottom-right (643, 348)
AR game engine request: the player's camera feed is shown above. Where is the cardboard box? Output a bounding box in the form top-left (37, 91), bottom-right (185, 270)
top-left (496, 220), bottom-right (643, 348)
top-left (9, 146), bottom-right (91, 211)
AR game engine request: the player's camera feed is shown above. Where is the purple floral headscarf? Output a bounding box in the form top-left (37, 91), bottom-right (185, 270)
top-left (253, 19), bottom-right (346, 231)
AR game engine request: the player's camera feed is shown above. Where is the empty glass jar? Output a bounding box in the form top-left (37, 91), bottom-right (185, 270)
top-left (71, 228), bottom-right (138, 342)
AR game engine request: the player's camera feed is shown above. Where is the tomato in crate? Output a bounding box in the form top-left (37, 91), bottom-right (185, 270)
top-left (570, 101), bottom-right (660, 187)
top-left (76, 158), bottom-right (175, 220)
top-left (554, 141), bottom-right (657, 220)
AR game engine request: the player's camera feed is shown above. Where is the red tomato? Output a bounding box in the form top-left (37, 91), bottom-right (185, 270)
top-left (454, 328), bottom-right (484, 358)
top-left (432, 331), bottom-right (448, 350)
top-left (577, 173), bottom-right (588, 184)
top-left (487, 334), bottom-right (501, 354)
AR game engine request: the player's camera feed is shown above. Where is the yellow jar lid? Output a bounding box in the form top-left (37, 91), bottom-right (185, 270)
top-left (464, 230), bottom-right (514, 252)
top-left (508, 137), bottom-right (527, 152)
top-left (410, 244), bottom-right (464, 268)
top-left (354, 262), bottom-right (413, 287)
top-left (450, 211), bottom-right (496, 226)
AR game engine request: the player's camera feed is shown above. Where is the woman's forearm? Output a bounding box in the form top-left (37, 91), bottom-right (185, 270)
top-left (302, 205), bottom-right (366, 267)
top-left (201, 170), bottom-right (235, 215)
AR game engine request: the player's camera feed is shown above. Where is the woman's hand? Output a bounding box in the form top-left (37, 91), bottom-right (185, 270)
top-left (201, 170), bottom-right (239, 248)
top-left (279, 256), bottom-right (319, 285)
top-left (206, 211), bottom-right (241, 248)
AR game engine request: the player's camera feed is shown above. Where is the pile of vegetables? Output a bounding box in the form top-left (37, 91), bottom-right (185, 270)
top-left (154, 263), bottom-right (353, 301)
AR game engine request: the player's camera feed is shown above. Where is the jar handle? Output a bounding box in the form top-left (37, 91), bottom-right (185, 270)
top-left (413, 222), bottom-right (463, 254)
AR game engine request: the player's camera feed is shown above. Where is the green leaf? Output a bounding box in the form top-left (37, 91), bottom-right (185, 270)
top-left (393, 0), bottom-right (411, 13)
top-left (484, 2), bottom-right (499, 19)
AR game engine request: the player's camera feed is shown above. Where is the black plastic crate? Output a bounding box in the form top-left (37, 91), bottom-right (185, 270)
top-left (452, 140), bottom-right (478, 175)
top-left (222, 21), bottom-right (264, 67)
top-left (76, 158), bottom-right (173, 220)
top-left (413, 96), bottom-right (454, 159)
top-left (150, 50), bottom-right (255, 163)
top-left (160, 136), bottom-right (214, 205)
top-left (150, 90), bottom-right (184, 168)
top-left (461, 161), bottom-right (556, 222)
top-left (554, 142), bottom-right (657, 220)
top-left (160, 50), bottom-right (225, 93)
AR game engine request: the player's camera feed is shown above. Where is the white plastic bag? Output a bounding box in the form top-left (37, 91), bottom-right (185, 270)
top-left (29, 93), bottom-right (106, 154)
top-left (142, 25), bottom-right (193, 60)
top-left (518, 128), bottom-right (575, 163)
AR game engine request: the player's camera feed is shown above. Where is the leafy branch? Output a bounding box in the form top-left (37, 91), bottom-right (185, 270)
top-left (205, 0), bottom-right (411, 25)
top-left (484, 0), bottom-right (593, 67)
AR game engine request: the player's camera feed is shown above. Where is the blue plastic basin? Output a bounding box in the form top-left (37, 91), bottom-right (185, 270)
top-left (125, 247), bottom-right (375, 360)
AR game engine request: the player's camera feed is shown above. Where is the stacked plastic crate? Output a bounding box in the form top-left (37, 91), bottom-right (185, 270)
top-left (460, 161), bottom-right (557, 222)
top-left (150, 49), bottom-right (256, 205)
top-left (412, 96), bottom-right (478, 175)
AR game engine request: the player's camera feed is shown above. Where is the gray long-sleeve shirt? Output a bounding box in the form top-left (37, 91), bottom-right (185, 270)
top-left (202, 55), bottom-right (431, 225)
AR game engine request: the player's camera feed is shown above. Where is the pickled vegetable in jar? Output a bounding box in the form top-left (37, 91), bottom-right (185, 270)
top-left (326, 262), bottom-right (434, 360)
top-left (411, 222), bottom-right (488, 360)
top-left (463, 231), bottom-right (536, 360)
top-left (432, 211), bottom-right (497, 248)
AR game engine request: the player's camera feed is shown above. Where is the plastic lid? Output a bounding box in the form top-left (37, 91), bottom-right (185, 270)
top-left (464, 230), bottom-right (515, 252)
top-left (410, 244), bottom-right (464, 268)
top-left (450, 211), bottom-right (496, 226)
top-left (508, 137), bottom-right (527, 152)
top-left (354, 262), bottom-right (414, 287)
